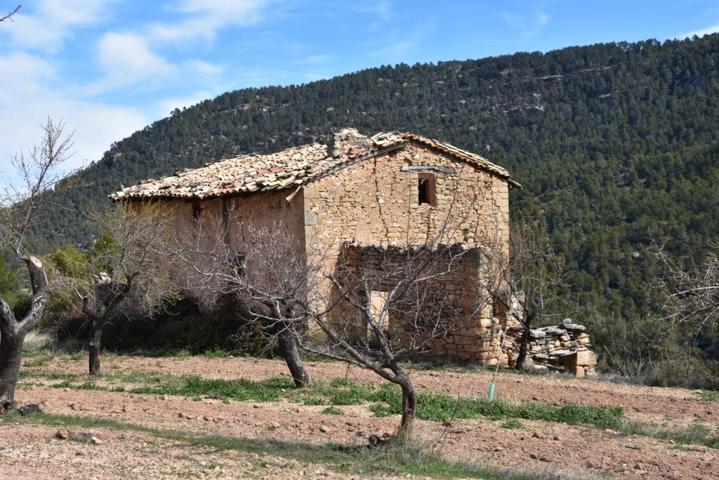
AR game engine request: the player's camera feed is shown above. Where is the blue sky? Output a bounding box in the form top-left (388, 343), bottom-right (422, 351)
top-left (1, 0), bottom-right (718, 178)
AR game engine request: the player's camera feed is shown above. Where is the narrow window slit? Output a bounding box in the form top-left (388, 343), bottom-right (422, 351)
top-left (418, 173), bottom-right (436, 206)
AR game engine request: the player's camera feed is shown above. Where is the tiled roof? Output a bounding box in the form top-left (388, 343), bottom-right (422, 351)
top-left (110, 129), bottom-right (517, 200)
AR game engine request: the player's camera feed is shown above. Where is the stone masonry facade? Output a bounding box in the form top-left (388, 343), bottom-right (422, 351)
top-left (112, 128), bottom-right (544, 368)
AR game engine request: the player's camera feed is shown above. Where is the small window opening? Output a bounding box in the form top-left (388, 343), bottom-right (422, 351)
top-left (418, 173), bottom-right (436, 206)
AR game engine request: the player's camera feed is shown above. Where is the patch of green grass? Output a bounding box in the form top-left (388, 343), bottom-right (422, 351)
top-left (50, 379), bottom-right (108, 392)
top-left (322, 406), bottom-right (343, 416)
top-left (112, 370), bottom-right (171, 384)
top-left (694, 389), bottom-right (719, 402)
top-left (69, 352), bottom-right (85, 361)
top-left (14, 367), bottom-right (719, 451)
top-left (500, 419), bottom-right (524, 429)
top-left (21, 366), bottom-right (624, 431)
top-left (22, 351), bottom-right (56, 368)
top-left (131, 375), bottom-right (284, 402)
top-left (369, 389), bottom-right (625, 430)
top-left (0, 411), bottom-right (560, 480)
top-left (21, 371), bottom-right (78, 381)
top-left (620, 420), bottom-right (719, 449)
top-left (328, 384), bottom-right (373, 405)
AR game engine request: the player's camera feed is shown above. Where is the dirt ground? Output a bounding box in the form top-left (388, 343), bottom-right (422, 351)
top-left (5, 354), bottom-right (719, 479)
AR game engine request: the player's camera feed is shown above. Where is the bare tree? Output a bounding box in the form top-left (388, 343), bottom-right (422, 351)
top-left (305, 239), bottom-right (495, 441)
top-left (176, 214), bottom-right (314, 388)
top-left (0, 118), bottom-right (72, 408)
top-left (176, 205), bottom-right (503, 440)
top-left (50, 205), bottom-right (175, 375)
top-left (656, 243), bottom-right (719, 337)
top-left (0, 4), bottom-right (20, 23)
top-left (503, 216), bottom-right (565, 370)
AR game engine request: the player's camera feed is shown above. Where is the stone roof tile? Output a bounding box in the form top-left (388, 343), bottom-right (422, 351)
top-left (110, 129), bottom-right (517, 200)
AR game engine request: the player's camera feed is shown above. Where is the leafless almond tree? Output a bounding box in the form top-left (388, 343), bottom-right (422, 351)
top-left (304, 239), bottom-right (497, 440)
top-left (175, 204), bottom-right (505, 440)
top-left (0, 118), bottom-right (72, 408)
top-left (50, 204), bottom-right (176, 375)
top-left (174, 211), bottom-right (314, 388)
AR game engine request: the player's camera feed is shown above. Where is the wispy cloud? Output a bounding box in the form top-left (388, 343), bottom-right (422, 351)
top-left (85, 32), bottom-right (177, 95)
top-left (353, 0), bottom-right (394, 22)
top-left (502, 10), bottom-right (550, 39)
top-left (3, 0), bottom-right (111, 51)
top-left (149, 0), bottom-right (270, 43)
top-left (158, 90), bottom-right (214, 116)
top-left (369, 20), bottom-right (435, 62)
top-left (678, 22), bottom-right (719, 39)
top-left (295, 54), bottom-right (331, 66)
top-left (0, 52), bottom-right (148, 174)
top-left (185, 62), bottom-right (225, 81)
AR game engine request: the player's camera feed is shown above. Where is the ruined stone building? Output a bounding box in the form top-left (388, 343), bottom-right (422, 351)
top-left (112, 129), bottom-right (524, 366)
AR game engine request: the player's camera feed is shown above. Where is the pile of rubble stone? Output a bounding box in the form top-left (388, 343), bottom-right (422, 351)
top-left (525, 318), bottom-right (597, 377)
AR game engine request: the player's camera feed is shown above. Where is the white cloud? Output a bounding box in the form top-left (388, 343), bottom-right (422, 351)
top-left (369, 20), bottom-right (434, 62)
top-left (149, 0), bottom-right (270, 43)
top-left (158, 90), bottom-right (214, 116)
top-left (183, 60), bottom-right (224, 76)
top-left (0, 52), bottom-right (56, 101)
top-left (679, 23), bottom-right (719, 39)
top-left (353, 0), bottom-right (393, 27)
top-left (503, 10), bottom-right (550, 39)
top-left (86, 32), bottom-right (176, 94)
top-left (296, 54), bottom-right (331, 66)
top-left (0, 50), bottom-right (149, 178)
top-left (0, 92), bottom-right (148, 177)
top-left (3, 0), bottom-right (109, 51)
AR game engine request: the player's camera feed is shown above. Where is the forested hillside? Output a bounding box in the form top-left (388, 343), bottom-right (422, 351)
top-left (27, 34), bottom-right (719, 358)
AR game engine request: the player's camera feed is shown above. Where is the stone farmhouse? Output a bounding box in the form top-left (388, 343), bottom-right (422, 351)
top-left (112, 128), bottom-right (525, 366)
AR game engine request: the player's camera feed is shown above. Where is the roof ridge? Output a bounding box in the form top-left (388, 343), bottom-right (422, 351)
top-left (111, 130), bottom-right (517, 201)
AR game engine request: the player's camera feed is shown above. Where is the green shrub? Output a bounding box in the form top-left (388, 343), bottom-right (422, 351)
top-left (322, 406), bottom-right (343, 415)
top-left (48, 245), bottom-right (88, 278)
top-left (500, 419), bottom-right (523, 429)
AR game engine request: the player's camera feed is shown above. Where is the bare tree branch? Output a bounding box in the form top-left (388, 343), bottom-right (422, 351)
top-left (0, 4), bottom-right (20, 23)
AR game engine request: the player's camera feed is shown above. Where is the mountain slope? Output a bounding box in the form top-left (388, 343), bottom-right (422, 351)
top-left (32, 34), bottom-right (719, 331)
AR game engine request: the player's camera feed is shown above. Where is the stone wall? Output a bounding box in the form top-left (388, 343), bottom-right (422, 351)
top-left (162, 190), bottom-right (305, 299)
top-left (511, 318), bottom-right (597, 377)
top-left (331, 244), bottom-right (494, 360)
top-left (303, 141), bottom-right (511, 362)
top-left (303, 142), bottom-right (510, 255)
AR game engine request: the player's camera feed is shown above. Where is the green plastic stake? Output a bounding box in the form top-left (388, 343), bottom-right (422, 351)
top-left (488, 382), bottom-right (496, 401)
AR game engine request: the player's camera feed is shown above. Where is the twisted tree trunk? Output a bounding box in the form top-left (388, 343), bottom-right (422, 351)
top-left (88, 316), bottom-right (104, 376)
top-left (396, 373), bottom-right (417, 442)
top-left (278, 328), bottom-right (311, 388)
top-left (515, 312), bottom-right (535, 370)
top-left (398, 381), bottom-right (417, 441)
top-left (0, 330), bottom-right (23, 408)
top-left (0, 256), bottom-right (48, 408)
top-left (85, 277), bottom-right (127, 376)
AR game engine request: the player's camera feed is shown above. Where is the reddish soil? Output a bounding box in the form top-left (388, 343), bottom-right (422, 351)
top-left (34, 355), bottom-right (717, 425)
top-left (5, 354), bottom-right (719, 479)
